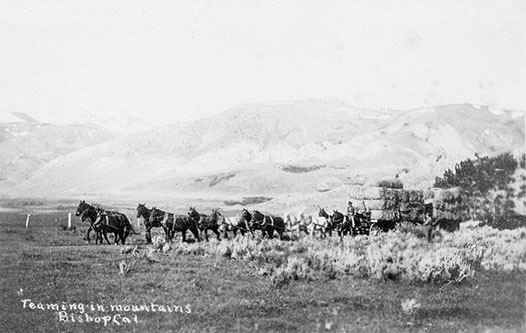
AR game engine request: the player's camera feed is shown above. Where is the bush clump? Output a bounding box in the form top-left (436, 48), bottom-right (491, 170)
top-left (158, 225), bottom-right (526, 286)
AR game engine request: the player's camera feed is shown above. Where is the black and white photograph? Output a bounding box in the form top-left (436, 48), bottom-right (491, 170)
top-left (0, 1), bottom-right (525, 332)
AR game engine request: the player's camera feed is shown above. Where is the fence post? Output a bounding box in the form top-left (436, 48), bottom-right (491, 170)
top-left (137, 217), bottom-right (141, 228)
top-left (25, 213), bottom-right (31, 228)
top-left (68, 212), bottom-right (72, 229)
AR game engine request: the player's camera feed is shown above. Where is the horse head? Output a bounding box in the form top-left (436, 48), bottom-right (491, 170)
top-left (187, 207), bottom-right (199, 222)
top-left (76, 200), bottom-right (91, 216)
top-left (136, 203), bottom-right (149, 219)
top-left (331, 210), bottom-right (344, 224)
top-left (210, 209), bottom-right (223, 223)
top-left (249, 210), bottom-right (264, 229)
top-left (149, 206), bottom-right (167, 225)
top-left (240, 208), bottom-right (251, 223)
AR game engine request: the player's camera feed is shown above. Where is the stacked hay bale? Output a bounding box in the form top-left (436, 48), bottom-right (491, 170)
top-left (346, 185), bottom-right (466, 230)
top-left (347, 186), bottom-right (400, 221)
top-left (399, 189), bottom-right (425, 223)
top-left (348, 186), bottom-right (427, 223)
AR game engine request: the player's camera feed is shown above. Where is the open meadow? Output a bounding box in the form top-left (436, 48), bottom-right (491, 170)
top-left (0, 201), bottom-right (525, 333)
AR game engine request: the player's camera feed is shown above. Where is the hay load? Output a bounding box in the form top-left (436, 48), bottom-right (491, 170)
top-left (347, 185), bottom-right (405, 222)
top-left (370, 210), bottom-right (398, 221)
top-left (361, 199), bottom-right (398, 210)
top-left (256, 184), bottom-right (466, 229)
top-left (399, 189), bottom-right (425, 222)
top-left (347, 185), bottom-right (465, 226)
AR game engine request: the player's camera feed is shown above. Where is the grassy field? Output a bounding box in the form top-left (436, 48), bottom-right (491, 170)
top-left (0, 205), bottom-right (525, 333)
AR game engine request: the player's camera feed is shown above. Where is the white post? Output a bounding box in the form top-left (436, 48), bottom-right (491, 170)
top-left (68, 212), bottom-right (72, 229)
top-left (137, 217), bottom-right (141, 228)
top-left (25, 213), bottom-right (31, 228)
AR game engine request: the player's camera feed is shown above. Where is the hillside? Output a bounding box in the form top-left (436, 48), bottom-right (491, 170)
top-left (7, 101), bottom-right (523, 199)
top-left (0, 112), bottom-right (114, 190)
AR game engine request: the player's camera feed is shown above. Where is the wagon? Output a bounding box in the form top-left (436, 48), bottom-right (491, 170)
top-left (347, 213), bottom-right (396, 236)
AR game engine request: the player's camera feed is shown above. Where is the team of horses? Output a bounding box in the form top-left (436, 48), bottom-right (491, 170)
top-left (75, 200), bottom-right (136, 245)
top-left (76, 201), bottom-right (388, 245)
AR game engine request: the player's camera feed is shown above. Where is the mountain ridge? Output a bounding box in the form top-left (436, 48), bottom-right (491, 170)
top-left (2, 101), bottom-right (524, 198)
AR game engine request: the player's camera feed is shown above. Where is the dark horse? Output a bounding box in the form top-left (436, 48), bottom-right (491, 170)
top-left (347, 210), bottom-right (372, 236)
top-left (93, 208), bottom-right (134, 245)
top-left (332, 210), bottom-right (352, 237)
top-left (136, 203), bottom-right (170, 244)
top-left (76, 200), bottom-right (112, 244)
top-left (318, 208), bottom-right (350, 238)
top-left (149, 207), bottom-right (200, 243)
top-left (187, 207), bottom-right (221, 242)
top-left (249, 210), bottom-right (286, 239)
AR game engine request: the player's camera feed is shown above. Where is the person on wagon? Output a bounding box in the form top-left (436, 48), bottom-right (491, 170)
top-left (347, 201), bottom-right (356, 227)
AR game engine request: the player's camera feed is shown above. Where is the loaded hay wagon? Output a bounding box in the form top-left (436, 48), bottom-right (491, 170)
top-left (347, 185), bottom-right (467, 235)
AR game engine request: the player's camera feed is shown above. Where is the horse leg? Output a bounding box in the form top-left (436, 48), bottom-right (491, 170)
top-left (102, 228), bottom-right (111, 245)
top-left (267, 227), bottom-right (274, 239)
top-left (190, 225), bottom-right (200, 242)
top-left (94, 228), bottom-right (99, 244)
top-left (122, 227), bottom-right (130, 245)
top-left (213, 227), bottom-right (221, 241)
top-left (161, 226), bottom-right (169, 243)
top-left (181, 229), bottom-right (187, 243)
top-left (145, 226), bottom-right (152, 243)
top-left (85, 226), bottom-right (92, 243)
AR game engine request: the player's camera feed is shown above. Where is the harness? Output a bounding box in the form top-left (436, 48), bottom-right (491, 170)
top-left (253, 213), bottom-right (271, 228)
top-left (267, 215), bottom-right (275, 228)
top-left (189, 212), bottom-right (207, 230)
top-left (223, 217), bottom-right (252, 233)
top-left (94, 212), bottom-right (120, 231)
top-left (80, 209), bottom-right (96, 224)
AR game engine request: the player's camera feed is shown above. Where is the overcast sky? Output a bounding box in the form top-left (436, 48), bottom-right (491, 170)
top-left (1, 0), bottom-right (525, 124)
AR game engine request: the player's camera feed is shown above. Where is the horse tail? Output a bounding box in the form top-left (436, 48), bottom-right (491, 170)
top-left (277, 217), bottom-right (286, 233)
top-left (123, 215), bottom-right (140, 235)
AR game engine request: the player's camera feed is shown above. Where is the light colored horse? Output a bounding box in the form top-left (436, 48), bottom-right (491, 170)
top-left (306, 212), bottom-right (329, 238)
top-left (284, 212), bottom-right (309, 236)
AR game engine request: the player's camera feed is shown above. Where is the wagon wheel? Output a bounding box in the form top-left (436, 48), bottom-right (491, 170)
top-left (369, 223), bottom-right (381, 236)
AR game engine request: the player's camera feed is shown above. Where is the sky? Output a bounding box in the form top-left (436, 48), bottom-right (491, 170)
top-left (1, 0), bottom-right (525, 124)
